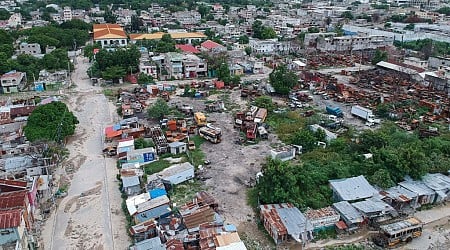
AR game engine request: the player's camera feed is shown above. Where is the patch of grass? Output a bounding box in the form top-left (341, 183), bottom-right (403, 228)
top-left (103, 88), bottom-right (116, 98)
top-left (189, 135), bottom-right (206, 167)
top-left (168, 180), bottom-right (204, 206)
top-left (313, 227), bottom-right (337, 241)
top-left (246, 188), bottom-right (259, 211)
top-left (266, 111), bottom-right (306, 142)
top-left (143, 160), bottom-right (171, 175)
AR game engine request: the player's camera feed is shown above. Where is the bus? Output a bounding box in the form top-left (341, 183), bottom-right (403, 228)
top-left (374, 217), bottom-right (423, 248)
top-left (198, 124), bottom-right (222, 143)
top-left (194, 112), bottom-right (207, 126)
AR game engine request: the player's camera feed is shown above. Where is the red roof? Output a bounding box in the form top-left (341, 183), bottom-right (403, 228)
top-left (0, 179), bottom-right (27, 188)
top-left (335, 221), bottom-right (348, 230)
top-left (0, 190), bottom-right (27, 209)
top-left (0, 209), bottom-right (22, 229)
top-left (176, 44), bottom-right (200, 54)
top-left (201, 40), bottom-right (223, 50)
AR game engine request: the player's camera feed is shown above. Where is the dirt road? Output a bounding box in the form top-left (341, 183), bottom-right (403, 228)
top-left (40, 57), bottom-right (130, 250)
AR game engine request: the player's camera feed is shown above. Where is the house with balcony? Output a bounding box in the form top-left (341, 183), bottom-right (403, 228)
top-left (182, 54), bottom-right (207, 78)
top-left (165, 52), bottom-right (184, 79)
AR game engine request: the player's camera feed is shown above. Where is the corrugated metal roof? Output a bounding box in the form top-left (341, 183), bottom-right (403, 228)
top-left (136, 195), bottom-right (170, 214)
top-left (0, 209), bottom-right (22, 229)
top-left (352, 198), bottom-right (395, 215)
top-left (126, 192), bottom-right (151, 215)
top-left (276, 205), bottom-right (313, 242)
top-left (122, 176), bottom-right (140, 188)
top-left (260, 203), bottom-right (313, 242)
top-left (130, 237), bottom-right (165, 250)
top-left (399, 180), bottom-right (435, 196)
top-left (180, 205), bottom-right (215, 230)
top-left (333, 201), bottom-right (364, 224)
top-left (383, 186), bottom-right (417, 202)
top-left (329, 175), bottom-right (377, 201)
top-left (422, 173), bottom-right (450, 191)
top-left (0, 190), bottom-right (27, 209)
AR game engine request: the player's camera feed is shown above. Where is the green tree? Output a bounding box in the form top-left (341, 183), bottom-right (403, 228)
top-left (244, 46), bottom-right (252, 56)
top-left (437, 7), bottom-right (450, 16)
top-left (307, 27), bottom-right (320, 33)
top-left (269, 64), bottom-right (298, 95)
top-left (102, 66), bottom-right (126, 83)
top-left (138, 73), bottom-right (154, 85)
top-left (404, 23), bottom-right (415, 31)
top-left (147, 98), bottom-right (169, 119)
top-left (217, 63), bottom-right (231, 84)
top-left (291, 129), bottom-right (317, 152)
top-left (341, 11), bottom-right (354, 20)
top-left (27, 34), bottom-right (60, 50)
top-left (371, 49), bottom-right (388, 65)
top-left (0, 44), bottom-right (13, 58)
top-left (238, 35), bottom-right (249, 44)
top-left (254, 96), bottom-right (275, 111)
top-left (0, 9), bottom-right (11, 20)
top-left (197, 4), bottom-right (211, 18)
top-left (24, 102), bottom-right (79, 142)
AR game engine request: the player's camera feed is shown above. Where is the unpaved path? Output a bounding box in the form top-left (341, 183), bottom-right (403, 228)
top-left (199, 90), bottom-right (278, 249)
top-left (40, 56), bottom-right (130, 250)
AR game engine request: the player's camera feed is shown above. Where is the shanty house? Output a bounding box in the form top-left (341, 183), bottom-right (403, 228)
top-left (259, 203), bottom-right (314, 245)
top-left (129, 220), bottom-right (159, 242)
top-left (152, 162), bottom-right (195, 185)
top-left (121, 176), bottom-right (141, 196)
top-left (304, 206), bottom-right (340, 231)
top-left (117, 137), bottom-right (135, 154)
top-left (126, 148), bottom-right (157, 166)
top-left (179, 204), bottom-right (223, 233)
top-left (332, 201), bottom-right (364, 232)
top-left (130, 237), bottom-right (165, 250)
top-left (131, 195), bottom-right (172, 223)
top-left (380, 186), bottom-right (419, 212)
top-left (168, 141), bottom-right (187, 155)
top-left (351, 198), bottom-right (398, 223)
top-left (399, 180), bottom-right (436, 206)
top-left (329, 175), bottom-right (378, 202)
top-left (421, 173), bottom-right (450, 203)
top-left (0, 209), bottom-right (28, 248)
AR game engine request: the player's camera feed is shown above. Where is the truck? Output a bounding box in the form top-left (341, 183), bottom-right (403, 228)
top-left (326, 106), bottom-right (343, 118)
top-left (194, 112), bottom-right (207, 126)
top-left (351, 106), bottom-right (380, 124)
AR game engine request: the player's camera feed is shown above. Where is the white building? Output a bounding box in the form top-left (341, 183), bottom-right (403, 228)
top-left (63, 6), bottom-right (72, 22)
top-left (249, 39), bottom-right (291, 55)
top-left (316, 35), bottom-right (392, 52)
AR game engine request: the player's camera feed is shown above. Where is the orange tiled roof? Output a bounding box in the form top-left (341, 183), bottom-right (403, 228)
top-left (93, 23), bottom-right (127, 40)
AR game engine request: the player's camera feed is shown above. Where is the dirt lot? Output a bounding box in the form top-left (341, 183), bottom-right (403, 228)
top-left (168, 90), bottom-right (277, 249)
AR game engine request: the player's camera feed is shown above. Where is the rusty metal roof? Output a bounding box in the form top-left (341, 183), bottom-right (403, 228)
top-left (0, 209), bottom-right (22, 229)
top-left (0, 190), bottom-right (27, 209)
top-left (180, 205), bottom-right (215, 230)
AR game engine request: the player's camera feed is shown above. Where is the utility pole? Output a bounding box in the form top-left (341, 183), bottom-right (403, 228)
top-left (67, 61), bottom-right (71, 87)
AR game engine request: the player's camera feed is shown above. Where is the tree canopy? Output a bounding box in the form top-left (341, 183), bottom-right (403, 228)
top-left (24, 102), bottom-right (79, 143)
top-left (252, 20), bottom-right (277, 39)
top-left (269, 65), bottom-right (298, 95)
top-left (371, 49), bottom-right (388, 65)
top-left (147, 98), bottom-right (170, 119)
top-left (258, 116), bottom-right (450, 209)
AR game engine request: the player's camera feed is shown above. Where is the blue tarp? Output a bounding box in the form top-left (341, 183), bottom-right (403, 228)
top-left (150, 188), bottom-right (167, 199)
top-left (113, 124), bottom-right (121, 131)
top-left (343, 30), bottom-right (358, 36)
